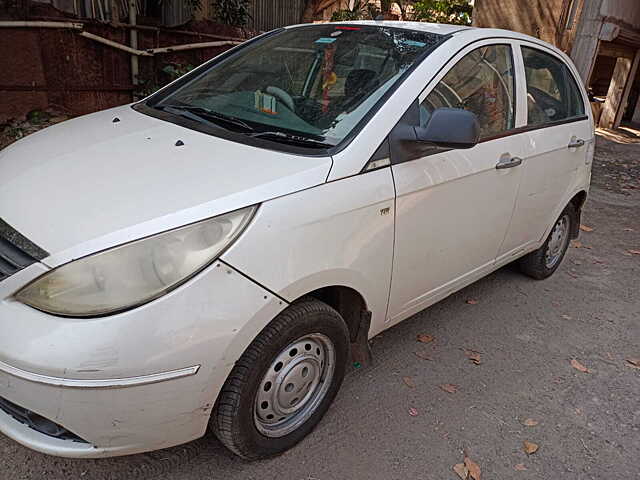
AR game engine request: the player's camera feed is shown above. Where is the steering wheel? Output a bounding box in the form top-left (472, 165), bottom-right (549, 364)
top-left (266, 86), bottom-right (296, 113)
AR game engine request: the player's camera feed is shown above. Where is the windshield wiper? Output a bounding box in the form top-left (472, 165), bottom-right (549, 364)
top-left (159, 104), bottom-right (254, 133)
top-left (250, 131), bottom-right (333, 149)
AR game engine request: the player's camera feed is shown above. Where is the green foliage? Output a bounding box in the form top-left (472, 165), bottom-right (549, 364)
top-left (411, 0), bottom-right (472, 25)
top-left (212, 0), bottom-right (252, 27)
top-left (331, 0), bottom-right (377, 21)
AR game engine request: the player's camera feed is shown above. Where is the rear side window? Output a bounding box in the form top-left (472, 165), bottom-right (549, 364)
top-left (420, 44), bottom-right (515, 139)
top-left (522, 46), bottom-right (585, 126)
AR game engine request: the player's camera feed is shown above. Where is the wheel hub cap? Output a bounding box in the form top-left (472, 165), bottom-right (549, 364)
top-left (254, 333), bottom-right (335, 438)
top-left (545, 214), bottom-right (569, 268)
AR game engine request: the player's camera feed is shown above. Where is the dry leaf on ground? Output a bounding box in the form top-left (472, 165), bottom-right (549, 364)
top-left (408, 407), bottom-right (418, 416)
top-left (579, 225), bottom-right (594, 232)
top-left (523, 440), bottom-right (539, 455)
top-left (571, 359), bottom-right (590, 373)
top-left (464, 456), bottom-right (481, 480)
top-left (402, 376), bottom-right (416, 388)
top-left (625, 358), bottom-right (640, 369)
top-left (417, 334), bottom-right (434, 343)
top-left (453, 463), bottom-right (469, 479)
top-left (465, 350), bottom-right (482, 365)
top-left (514, 463), bottom-right (527, 471)
top-left (571, 240), bottom-right (592, 249)
top-left (466, 299), bottom-right (479, 305)
top-left (439, 383), bottom-right (458, 394)
top-left (414, 351), bottom-right (432, 361)
top-left (523, 418), bottom-right (538, 426)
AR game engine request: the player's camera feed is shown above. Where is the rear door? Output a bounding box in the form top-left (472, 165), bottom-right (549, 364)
top-left (498, 42), bottom-right (593, 258)
top-left (387, 40), bottom-right (526, 324)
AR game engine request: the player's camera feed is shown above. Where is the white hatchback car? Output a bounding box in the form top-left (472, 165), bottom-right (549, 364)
top-left (0, 21), bottom-right (593, 460)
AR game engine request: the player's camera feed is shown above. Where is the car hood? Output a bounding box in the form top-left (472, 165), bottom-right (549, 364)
top-left (0, 105), bottom-right (332, 266)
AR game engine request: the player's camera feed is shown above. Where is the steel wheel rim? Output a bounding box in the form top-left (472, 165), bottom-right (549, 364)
top-left (254, 333), bottom-right (336, 438)
top-left (545, 214), bottom-right (570, 268)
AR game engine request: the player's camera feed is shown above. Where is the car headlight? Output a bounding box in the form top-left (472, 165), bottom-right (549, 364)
top-left (15, 206), bottom-right (257, 317)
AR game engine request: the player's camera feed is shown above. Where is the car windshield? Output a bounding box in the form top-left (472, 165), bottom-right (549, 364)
top-left (150, 25), bottom-right (444, 147)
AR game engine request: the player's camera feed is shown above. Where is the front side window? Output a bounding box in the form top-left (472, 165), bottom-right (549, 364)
top-left (420, 44), bottom-right (515, 139)
top-left (147, 25), bottom-right (444, 148)
top-left (522, 46), bottom-right (585, 126)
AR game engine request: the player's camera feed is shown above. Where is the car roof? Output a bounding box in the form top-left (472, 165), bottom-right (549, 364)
top-left (334, 20), bottom-right (472, 36)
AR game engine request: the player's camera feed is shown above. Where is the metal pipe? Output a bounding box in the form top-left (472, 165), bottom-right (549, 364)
top-left (0, 21), bottom-right (83, 29)
top-left (129, 0), bottom-right (139, 86)
top-left (147, 40), bottom-right (241, 54)
top-left (79, 31), bottom-right (152, 56)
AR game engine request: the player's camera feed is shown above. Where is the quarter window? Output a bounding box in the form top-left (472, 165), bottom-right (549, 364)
top-left (522, 46), bottom-right (585, 125)
top-left (420, 45), bottom-right (515, 139)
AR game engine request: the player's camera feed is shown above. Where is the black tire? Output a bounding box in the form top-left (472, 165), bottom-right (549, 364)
top-left (518, 203), bottom-right (576, 280)
top-left (211, 298), bottom-right (350, 460)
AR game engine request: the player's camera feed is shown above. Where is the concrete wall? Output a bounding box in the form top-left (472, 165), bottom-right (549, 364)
top-left (601, 0), bottom-right (640, 29)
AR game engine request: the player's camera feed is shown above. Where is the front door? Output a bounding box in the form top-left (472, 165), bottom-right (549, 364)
top-left (387, 41), bottom-right (525, 324)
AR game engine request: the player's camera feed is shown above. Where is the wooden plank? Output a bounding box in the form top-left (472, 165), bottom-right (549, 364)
top-left (599, 41), bottom-right (635, 59)
top-left (599, 53), bottom-right (637, 128)
top-left (613, 48), bottom-right (640, 127)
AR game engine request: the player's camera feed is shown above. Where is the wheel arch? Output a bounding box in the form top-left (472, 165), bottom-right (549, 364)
top-left (301, 286), bottom-right (369, 343)
top-left (568, 190), bottom-right (588, 238)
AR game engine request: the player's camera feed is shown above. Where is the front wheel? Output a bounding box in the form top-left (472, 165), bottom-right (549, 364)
top-left (211, 298), bottom-right (349, 459)
top-left (518, 203), bottom-right (575, 280)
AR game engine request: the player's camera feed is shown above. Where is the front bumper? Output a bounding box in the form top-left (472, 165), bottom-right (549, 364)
top-left (0, 260), bottom-right (286, 458)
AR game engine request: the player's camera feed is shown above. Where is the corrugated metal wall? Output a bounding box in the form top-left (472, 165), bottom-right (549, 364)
top-left (247, 0), bottom-right (307, 32)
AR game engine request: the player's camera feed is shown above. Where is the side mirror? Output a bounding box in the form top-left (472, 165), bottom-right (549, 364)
top-left (415, 107), bottom-right (480, 149)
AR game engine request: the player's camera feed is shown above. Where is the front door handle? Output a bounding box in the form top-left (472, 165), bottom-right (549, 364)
top-left (568, 138), bottom-right (585, 149)
top-left (496, 157), bottom-right (523, 169)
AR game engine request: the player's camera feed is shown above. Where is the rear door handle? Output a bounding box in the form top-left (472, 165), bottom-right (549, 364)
top-left (496, 157), bottom-right (523, 169)
top-left (568, 138), bottom-right (585, 149)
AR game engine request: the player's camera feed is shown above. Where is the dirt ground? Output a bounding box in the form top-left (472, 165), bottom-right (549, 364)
top-left (1, 130), bottom-right (639, 480)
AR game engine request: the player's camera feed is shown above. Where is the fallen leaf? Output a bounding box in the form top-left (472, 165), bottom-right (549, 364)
top-left (439, 383), bottom-right (458, 394)
top-left (408, 407), bottom-right (418, 417)
top-left (453, 463), bottom-right (469, 479)
top-left (464, 456), bottom-right (481, 480)
top-left (579, 224), bottom-right (594, 232)
top-left (523, 440), bottom-right (539, 455)
top-left (514, 463), bottom-right (527, 471)
top-left (414, 351), bottom-right (432, 361)
top-left (465, 350), bottom-right (482, 365)
top-left (571, 359), bottom-right (590, 373)
top-left (402, 376), bottom-right (416, 388)
top-left (571, 240), bottom-right (592, 249)
top-left (523, 418), bottom-right (538, 426)
top-left (417, 334), bottom-right (434, 343)
top-left (628, 249), bottom-right (640, 255)
top-left (561, 314), bottom-right (572, 320)
top-left (466, 299), bottom-right (479, 305)
top-left (625, 358), bottom-right (640, 369)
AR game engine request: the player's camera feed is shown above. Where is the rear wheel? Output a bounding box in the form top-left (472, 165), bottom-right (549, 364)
top-left (211, 298), bottom-right (349, 459)
top-left (518, 203), bottom-right (575, 280)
